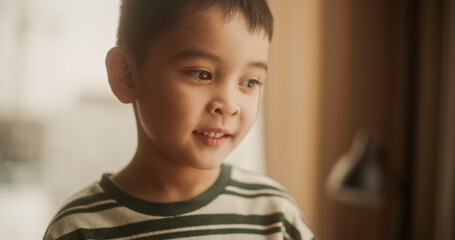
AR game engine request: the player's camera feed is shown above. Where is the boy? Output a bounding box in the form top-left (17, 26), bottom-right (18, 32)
top-left (44, 0), bottom-right (316, 239)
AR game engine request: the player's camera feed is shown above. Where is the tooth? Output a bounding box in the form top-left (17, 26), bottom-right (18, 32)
top-left (209, 132), bottom-right (215, 137)
top-left (214, 133), bottom-right (221, 138)
top-left (202, 131), bottom-right (209, 136)
top-left (196, 130), bottom-right (202, 134)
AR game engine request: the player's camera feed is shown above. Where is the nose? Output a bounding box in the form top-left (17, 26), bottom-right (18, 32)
top-left (207, 95), bottom-right (240, 117)
top-left (208, 102), bottom-right (240, 117)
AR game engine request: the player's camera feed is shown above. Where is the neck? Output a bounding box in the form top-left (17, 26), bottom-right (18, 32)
top-left (112, 145), bottom-right (221, 203)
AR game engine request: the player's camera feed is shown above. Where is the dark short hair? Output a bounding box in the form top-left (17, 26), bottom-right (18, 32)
top-left (117, 0), bottom-right (274, 63)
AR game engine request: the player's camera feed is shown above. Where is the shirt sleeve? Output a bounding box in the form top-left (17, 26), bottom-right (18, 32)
top-left (281, 196), bottom-right (317, 240)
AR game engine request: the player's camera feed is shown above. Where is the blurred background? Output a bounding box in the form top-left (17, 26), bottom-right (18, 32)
top-left (0, 0), bottom-right (454, 239)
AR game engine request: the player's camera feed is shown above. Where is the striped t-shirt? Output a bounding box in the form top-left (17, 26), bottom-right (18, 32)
top-left (44, 164), bottom-right (316, 239)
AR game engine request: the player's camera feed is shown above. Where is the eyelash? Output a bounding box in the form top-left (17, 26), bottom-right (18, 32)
top-left (183, 69), bottom-right (263, 90)
top-left (240, 79), bottom-right (263, 90)
top-left (185, 69), bottom-right (212, 81)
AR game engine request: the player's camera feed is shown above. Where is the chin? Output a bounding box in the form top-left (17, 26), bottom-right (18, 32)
top-left (190, 158), bottom-right (225, 171)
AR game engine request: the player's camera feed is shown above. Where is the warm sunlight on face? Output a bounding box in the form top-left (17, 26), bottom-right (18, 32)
top-left (134, 7), bottom-right (270, 170)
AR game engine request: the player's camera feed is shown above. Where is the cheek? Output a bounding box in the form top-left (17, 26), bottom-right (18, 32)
top-left (136, 84), bottom-right (186, 135)
top-left (240, 97), bottom-right (260, 130)
top-left (149, 84), bottom-right (204, 134)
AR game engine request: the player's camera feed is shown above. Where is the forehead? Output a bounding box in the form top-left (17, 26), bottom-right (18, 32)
top-left (143, 7), bottom-right (270, 64)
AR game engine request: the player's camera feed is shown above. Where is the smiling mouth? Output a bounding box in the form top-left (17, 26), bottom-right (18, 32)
top-left (193, 130), bottom-right (230, 147)
top-left (193, 130), bottom-right (229, 138)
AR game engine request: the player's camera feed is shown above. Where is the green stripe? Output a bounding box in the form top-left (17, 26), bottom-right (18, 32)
top-left (283, 218), bottom-right (302, 240)
top-left (134, 226), bottom-right (283, 239)
top-left (224, 190), bottom-right (288, 199)
top-left (58, 213), bottom-right (301, 240)
top-left (224, 180), bottom-right (295, 203)
top-left (57, 193), bottom-right (110, 214)
top-left (51, 193), bottom-right (112, 225)
top-left (229, 179), bottom-right (285, 192)
top-left (52, 202), bottom-right (121, 224)
top-left (99, 164), bottom-right (232, 216)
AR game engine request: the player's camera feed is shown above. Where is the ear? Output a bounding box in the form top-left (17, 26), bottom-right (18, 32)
top-left (105, 47), bottom-right (137, 103)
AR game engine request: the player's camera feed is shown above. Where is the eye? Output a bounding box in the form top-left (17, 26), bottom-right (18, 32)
top-left (185, 69), bottom-right (212, 81)
top-left (240, 79), bottom-right (262, 89)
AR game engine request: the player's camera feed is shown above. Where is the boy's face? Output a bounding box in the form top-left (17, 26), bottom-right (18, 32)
top-left (134, 7), bottom-right (270, 170)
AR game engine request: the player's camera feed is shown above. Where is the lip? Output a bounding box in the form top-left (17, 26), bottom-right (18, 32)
top-left (193, 128), bottom-right (231, 147)
top-left (194, 128), bottom-right (232, 135)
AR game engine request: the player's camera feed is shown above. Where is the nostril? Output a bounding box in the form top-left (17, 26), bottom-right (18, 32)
top-left (208, 102), bottom-right (239, 116)
top-left (231, 107), bottom-right (240, 116)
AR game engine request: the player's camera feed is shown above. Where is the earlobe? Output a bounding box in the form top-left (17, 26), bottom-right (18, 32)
top-left (105, 47), bottom-right (137, 103)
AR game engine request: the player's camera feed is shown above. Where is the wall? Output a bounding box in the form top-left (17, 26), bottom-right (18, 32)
top-left (266, 0), bottom-right (323, 230)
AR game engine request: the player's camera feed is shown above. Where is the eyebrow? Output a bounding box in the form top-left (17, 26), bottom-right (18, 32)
top-left (249, 61), bottom-right (268, 72)
top-left (171, 47), bottom-right (268, 72)
top-left (171, 47), bottom-right (221, 62)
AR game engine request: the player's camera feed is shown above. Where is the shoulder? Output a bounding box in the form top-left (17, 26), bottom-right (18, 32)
top-left (226, 165), bottom-right (316, 239)
top-left (43, 180), bottom-right (115, 240)
top-left (228, 165), bottom-right (292, 199)
top-left (229, 165), bottom-right (284, 187)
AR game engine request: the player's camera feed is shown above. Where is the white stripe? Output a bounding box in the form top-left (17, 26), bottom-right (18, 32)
top-left (61, 184), bottom-right (104, 204)
top-left (173, 232), bottom-right (282, 240)
top-left (47, 206), bottom-right (166, 238)
top-left (230, 168), bottom-right (286, 190)
top-left (53, 199), bottom-right (117, 222)
top-left (197, 195), bottom-right (294, 218)
top-left (117, 222), bottom-right (285, 240)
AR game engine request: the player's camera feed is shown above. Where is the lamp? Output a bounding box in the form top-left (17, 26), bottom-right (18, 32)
top-left (325, 131), bottom-right (385, 208)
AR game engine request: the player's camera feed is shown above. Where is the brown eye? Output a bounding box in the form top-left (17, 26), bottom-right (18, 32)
top-left (241, 79), bottom-right (262, 89)
top-left (199, 71), bottom-right (211, 80)
top-left (186, 70), bottom-right (212, 80)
